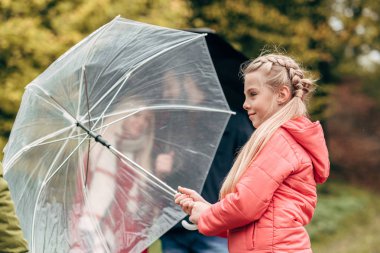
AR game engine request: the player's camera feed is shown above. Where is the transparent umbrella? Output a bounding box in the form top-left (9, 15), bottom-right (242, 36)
top-left (2, 17), bottom-right (232, 253)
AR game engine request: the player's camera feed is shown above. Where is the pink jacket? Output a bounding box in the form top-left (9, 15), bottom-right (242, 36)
top-left (198, 116), bottom-right (330, 253)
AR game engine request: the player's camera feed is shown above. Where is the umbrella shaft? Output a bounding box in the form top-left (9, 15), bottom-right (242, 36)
top-left (76, 121), bottom-right (110, 148)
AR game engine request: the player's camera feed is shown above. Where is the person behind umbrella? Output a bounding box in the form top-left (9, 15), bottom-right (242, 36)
top-left (160, 31), bottom-right (254, 253)
top-left (71, 101), bottom-right (174, 253)
top-left (0, 162), bottom-right (29, 253)
top-left (175, 53), bottom-right (330, 253)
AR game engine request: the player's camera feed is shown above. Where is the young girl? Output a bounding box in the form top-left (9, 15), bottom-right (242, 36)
top-left (175, 53), bottom-right (330, 253)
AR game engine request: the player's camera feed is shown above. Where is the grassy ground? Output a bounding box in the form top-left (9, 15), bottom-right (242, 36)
top-left (309, 181), bottom-right (380, 253)
top-left (149, 181), bottom-right (380, 253)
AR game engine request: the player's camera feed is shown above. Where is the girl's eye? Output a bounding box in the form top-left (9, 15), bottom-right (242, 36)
top-left (250, 92), bottom-right (257, 96)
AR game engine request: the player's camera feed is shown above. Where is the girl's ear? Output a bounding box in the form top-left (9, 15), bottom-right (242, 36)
top-left (277, 85), bottom-right (291, 105)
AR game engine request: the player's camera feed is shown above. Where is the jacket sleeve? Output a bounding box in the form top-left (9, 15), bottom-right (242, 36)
top-left (0, 163), bottom-right (29, 253)
top-left (197, 137), bottom-right (295, 236)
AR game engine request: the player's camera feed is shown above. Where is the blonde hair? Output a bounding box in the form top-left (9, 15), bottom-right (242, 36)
top-left (219, 53), bottom-right (316, 199)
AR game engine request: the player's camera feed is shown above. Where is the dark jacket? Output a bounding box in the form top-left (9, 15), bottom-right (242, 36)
top-left (201, 112), bottom-right (253, 204)
top-left (169, 111), bottom-right (253, 231)
top-left (0, 163), bottom-right (29, 253)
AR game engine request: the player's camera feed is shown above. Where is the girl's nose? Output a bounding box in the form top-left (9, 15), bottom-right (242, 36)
top-left (243, 101), bottom-right (250, 110)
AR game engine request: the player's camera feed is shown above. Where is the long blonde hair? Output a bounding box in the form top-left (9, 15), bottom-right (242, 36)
top-left (219, 54), bottom-right (316, 199)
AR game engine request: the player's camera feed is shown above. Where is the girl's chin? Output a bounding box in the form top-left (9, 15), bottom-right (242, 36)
top-left (250, 120), bottom-right (257, 128)
top-left (251, 120), bottom-right (261, 128)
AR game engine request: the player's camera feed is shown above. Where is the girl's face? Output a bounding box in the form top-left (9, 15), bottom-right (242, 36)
top-left (243, 70), bottom-right (281, 128)
top-left (121, 111), bottom-right (151, 139)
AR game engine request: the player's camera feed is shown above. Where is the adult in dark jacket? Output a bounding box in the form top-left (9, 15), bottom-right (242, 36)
top-left (160, 30), bottom-right (254, 253)
top-left (0, 162), bottom-right (29, 253)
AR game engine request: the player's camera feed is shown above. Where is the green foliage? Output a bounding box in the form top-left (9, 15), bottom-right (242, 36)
top-left (307, 181), bottom-right (369, 241)
top-left (189, 1), bottom-right (336, 75)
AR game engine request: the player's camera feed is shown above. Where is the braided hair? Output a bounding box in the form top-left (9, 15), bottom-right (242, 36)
top-left (220, 54), bottom-right (317, 198)
top-left (243, 54), bottom-right (315, 101)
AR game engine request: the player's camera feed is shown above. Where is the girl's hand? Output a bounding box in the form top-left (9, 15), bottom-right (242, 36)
top-left (174, 192), bottom-right (195, 215)
top-left (189, 201), bottom-right (211, 225)
top-left (177, 186), bottom-right (207, 203)
top-left (174, 186), bottom-right (211, 221)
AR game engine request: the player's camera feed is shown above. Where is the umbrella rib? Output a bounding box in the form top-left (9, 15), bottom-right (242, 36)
top-left (153, 136), bottom-right (212, 159)
top-left (87, 19), bottom-right (143, 97)
top-left (4, 129), bottom-right (86, 174)
top-left (88, 73), bottom-right (130, 132)
top-left (42, 136), bottom-right (87, 190)
top-left (3, 125), bottom-right (75, 172)
top-left (78, 71), bottom-right (131, 123)
top-left (81, 104), bottom-right (234, 130)
top-left (76, 66), bottom-right (86, 119)
top-left (28, 84), bottom-right (77, 123)
top-left (29, 133), bottom-right (89, 147)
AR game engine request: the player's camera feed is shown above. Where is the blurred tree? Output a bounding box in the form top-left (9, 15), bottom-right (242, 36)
top-left (330, 0), bottom-right (380, 75)
top-left (187, 0), bottom-right (338, 119)
top-left (187, 0), bottom-right (380, 118)
top-left (188, 1), bottom-right (335, 76)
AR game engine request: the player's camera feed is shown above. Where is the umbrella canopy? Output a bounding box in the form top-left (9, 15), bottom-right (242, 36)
top-left (3, 17), bottom-right (232, 253)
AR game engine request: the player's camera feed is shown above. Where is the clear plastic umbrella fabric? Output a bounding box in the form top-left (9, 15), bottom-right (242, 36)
top-left (2, 17), bottom-right (232, 253)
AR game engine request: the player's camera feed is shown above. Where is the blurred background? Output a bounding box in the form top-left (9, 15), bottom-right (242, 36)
top-left (1, 1), bottom-right (380, 252)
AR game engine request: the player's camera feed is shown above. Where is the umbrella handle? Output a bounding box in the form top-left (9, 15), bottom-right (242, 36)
top-left (181, 220), bottom-right (198, 231)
